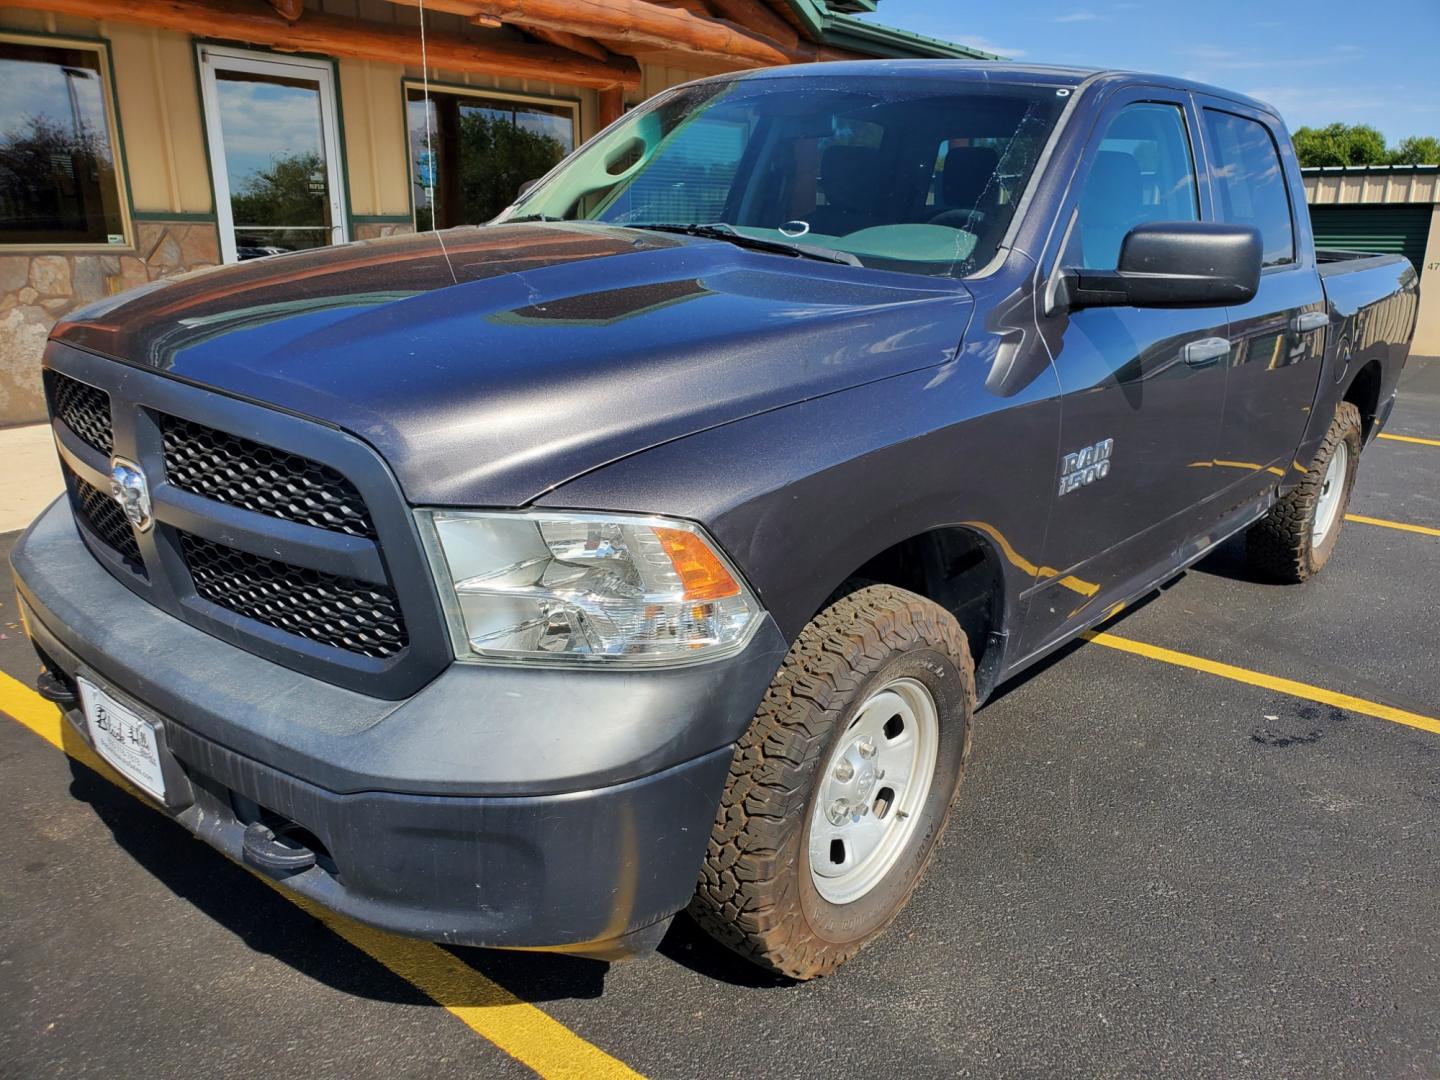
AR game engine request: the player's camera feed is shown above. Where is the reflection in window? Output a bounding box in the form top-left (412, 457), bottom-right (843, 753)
top-left (598, 115), bottom-right (749, 225)
top-left (1203, 109), bottom-right (1294, 267)
top-left (0, 37), bottom-right (127, 246)
top-left (407, 87), bottom-right (575, 230)
top-left (505, 78), bottom-right (1067, 276)
top-left (213, 71), bottom-right (332, 260)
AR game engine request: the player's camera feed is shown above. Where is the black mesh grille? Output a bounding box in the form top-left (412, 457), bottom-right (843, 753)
top-left (162, 416), bottom-right (377, 539)
top-left (179, 532), bottom-right (407, 659)
top-left (70, 470), bottom-right (144, 572)
top-left (51, 373), bottom-right (114, 456)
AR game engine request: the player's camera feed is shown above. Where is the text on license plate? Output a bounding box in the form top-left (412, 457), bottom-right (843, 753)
top-left (77, 676), bottom-right (166, 801)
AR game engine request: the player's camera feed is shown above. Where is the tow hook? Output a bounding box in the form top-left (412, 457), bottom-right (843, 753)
top-left (34, 669), bottom-right (77, 707)
top-left (242, 821), bottom-right (318, 875)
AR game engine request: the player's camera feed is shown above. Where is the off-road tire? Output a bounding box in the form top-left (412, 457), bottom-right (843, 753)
top-left (688, 584), bottom-right (975, 980)
top-left (1246, 401), bottom-right (1363, 582)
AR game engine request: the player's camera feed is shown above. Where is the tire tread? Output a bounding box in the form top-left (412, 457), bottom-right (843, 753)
top-left (688, 584), bottom-right (974, 979)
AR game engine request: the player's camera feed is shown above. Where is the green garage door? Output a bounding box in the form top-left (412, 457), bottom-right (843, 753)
top-left (1308, 203), bottom-right (1432, 272)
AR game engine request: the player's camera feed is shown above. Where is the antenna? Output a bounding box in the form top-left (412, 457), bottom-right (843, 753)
top-left (415, 0), bottom-right (455, 278)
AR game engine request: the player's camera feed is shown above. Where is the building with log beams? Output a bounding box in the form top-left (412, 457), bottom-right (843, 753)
top-left (0, 0), bottom-right (991, 425)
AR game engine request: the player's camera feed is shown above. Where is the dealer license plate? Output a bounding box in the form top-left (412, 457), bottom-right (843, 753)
top-left (77, 677), bottom-right (166, 801)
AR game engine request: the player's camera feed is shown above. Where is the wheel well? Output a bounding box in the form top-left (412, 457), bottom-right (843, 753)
top-left (842, 527), bottom-right (1007, 700)
top-left (1343, 359), bottom-right (1384, 442)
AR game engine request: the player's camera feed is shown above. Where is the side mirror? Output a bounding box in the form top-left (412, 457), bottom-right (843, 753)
top-left (516, 178), bottom-right (541, 199)
top-left (1054, 221), bottom-right (1262, 312)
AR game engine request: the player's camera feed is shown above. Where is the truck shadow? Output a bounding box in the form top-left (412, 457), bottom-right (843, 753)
top-left (1188, 533), bottom-right (1290, 586)
top-left (61, 726), bottom-right (801, 1000)
top-left (45, 536), bottom-right (1276, 1007)
top-left (58, 735), bottom-right (616, 1007)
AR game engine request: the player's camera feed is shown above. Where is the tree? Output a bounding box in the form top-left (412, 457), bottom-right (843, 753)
top-left (1388, 135), bottom-right (1440, 166)
top-left (416, 108), bottom-right (568, 230)
top-left (1292, 123), bottom-right (1390, 167)
top-left (0, 114), bottom-right (119, 242)
top-left (228, 151), bottom-right (327, 229)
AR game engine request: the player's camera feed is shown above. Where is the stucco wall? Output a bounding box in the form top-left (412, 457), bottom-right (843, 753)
top-left (1417, 207), bottom-right (1440, 356)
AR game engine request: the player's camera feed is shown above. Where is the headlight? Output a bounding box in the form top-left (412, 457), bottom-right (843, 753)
top-left (416, 509), bottom-right (763, 665)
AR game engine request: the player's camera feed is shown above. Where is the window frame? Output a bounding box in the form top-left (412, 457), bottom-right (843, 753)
top-left (197, 43), bottom-right (351, 265)
top-left (400, 79), bottom-right (580, 232)
top-left (0, 29), bottom-right (134, 253)
top-left (1195, 104), bottom-right (1298, 271)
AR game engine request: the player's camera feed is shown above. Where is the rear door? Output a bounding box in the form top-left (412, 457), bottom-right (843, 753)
top-left (1195, 99), bottom-right (1326, 491)
top-left (1022, 88), bottom-right (1232, 655)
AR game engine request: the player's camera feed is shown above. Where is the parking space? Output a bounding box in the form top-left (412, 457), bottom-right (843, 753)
top-left (2, 355), bottom-right (1437, 1079)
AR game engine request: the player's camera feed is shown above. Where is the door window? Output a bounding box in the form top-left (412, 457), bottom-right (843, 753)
top-left (198, 48), bottom-right (348, 263)
top-left (1068, 102), bottom-right (1199, 269)
top-left (1202, 109), bottom-right (1294, 266)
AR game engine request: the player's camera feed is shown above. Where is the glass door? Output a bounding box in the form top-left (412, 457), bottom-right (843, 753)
top-left (197, 46), bottom-right (348, 262)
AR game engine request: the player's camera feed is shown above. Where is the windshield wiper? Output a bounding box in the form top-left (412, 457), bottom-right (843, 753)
top-left (504, 213), bottom-right (565, 223)
top-left (624, 223), bottom-right (862, 267)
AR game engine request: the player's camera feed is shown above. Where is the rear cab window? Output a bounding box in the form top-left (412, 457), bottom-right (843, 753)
top-left (1201, 109), bottom-right (1295, 267)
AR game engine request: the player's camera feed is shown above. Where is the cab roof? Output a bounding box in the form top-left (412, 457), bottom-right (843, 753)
top-left (717, 60), bottom-right (1281, 121)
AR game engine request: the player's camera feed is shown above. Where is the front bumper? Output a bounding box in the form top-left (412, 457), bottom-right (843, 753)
top-left (12, 498), bottom-right (788, 954)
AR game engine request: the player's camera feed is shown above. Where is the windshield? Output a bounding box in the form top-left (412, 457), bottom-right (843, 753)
top-left (497, 75), bottom-right (1070, 276)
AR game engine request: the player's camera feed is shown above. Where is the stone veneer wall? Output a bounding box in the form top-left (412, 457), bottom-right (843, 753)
top-left (353, 221), bottom-right (415, 242)
top-left (0, 221), bottom-right (221, 427)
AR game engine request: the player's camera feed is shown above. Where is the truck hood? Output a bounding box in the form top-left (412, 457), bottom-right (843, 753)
top-left (53, 223), bottom-right (973, 506)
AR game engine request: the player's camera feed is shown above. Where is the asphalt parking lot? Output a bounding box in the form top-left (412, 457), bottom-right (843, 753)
top-left (2, 355), bottom-right (1437, 1080)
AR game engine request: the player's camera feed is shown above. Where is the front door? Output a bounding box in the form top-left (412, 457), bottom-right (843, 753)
top-left (1022, 90), bottom-right (1232, 655)
top-left (197, 46), bottom-right (348, 263)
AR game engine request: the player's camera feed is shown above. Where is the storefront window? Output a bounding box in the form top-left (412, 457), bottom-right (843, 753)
top-left (406, 85), bottom-right (576, 230)
top-left (0, 35), bottom-right (128, 247)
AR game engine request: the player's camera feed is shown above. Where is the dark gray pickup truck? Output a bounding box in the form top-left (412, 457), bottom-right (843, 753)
top-left (12, 61), bottom-right (1419, 979)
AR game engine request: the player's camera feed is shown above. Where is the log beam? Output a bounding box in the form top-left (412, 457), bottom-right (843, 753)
top-left (516, 24), bottom-right (612, 64)
top-left (388, 0), bottom-right (820, 69)
top-left (24, 0), bottom-right (641, 89)
top-left (705, 0), bottom-right (797, 48)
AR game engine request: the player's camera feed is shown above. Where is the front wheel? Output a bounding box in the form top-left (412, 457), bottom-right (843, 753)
top-left (689, 584), bottom-right (974, 979)
top-left (1246, 401), bottom-right (1362, 582)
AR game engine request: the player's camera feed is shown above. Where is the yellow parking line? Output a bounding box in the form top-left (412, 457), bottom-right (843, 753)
top-left (1083, 631), bottom-right (1440, 737)
top-left (0, 670), bottom-right (643, 1080)
top-left (1378, 432), bottom-right (1440, 447)
top-left (1344, 513), bottom-right (1440, 538)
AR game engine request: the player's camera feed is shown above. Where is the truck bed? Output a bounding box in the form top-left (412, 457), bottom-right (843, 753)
top-left (1316, 248), bottom-right (1412, 275)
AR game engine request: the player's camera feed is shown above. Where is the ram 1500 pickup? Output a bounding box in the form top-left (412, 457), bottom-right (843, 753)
top-left (12, 61), bottom-right (1419, 979)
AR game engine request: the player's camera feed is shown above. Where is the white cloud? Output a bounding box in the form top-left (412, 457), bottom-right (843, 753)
top-left (1053, 11), bottom-right (1105, 22)
top-left (943, 33), bottom-right (1026, 58)
top-left (1238, 84), bottom-right (1415, 136)
top-left (213, 79), bottom-right (324, 177)
top-left (1181, 44), bottom-right (1325, 72)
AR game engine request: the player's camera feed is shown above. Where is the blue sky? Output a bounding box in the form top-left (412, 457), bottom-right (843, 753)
top-left (857, 0), bottom-right (1440, 143)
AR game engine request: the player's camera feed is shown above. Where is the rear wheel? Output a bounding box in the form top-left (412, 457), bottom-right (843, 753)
top-left (1246, 401), bottom-right (1362, 582)
top-left (689, 584), bottom-right (974, 979)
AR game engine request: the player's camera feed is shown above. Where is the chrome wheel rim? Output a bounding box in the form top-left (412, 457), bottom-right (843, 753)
top-left (1313, 440), bottom-right (1349, 546)
top-left (808, 677), bottom-right (940, 905)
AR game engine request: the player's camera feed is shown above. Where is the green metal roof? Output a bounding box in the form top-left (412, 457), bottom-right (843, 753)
top-left (780, 0), bottom-right (1003, 60)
